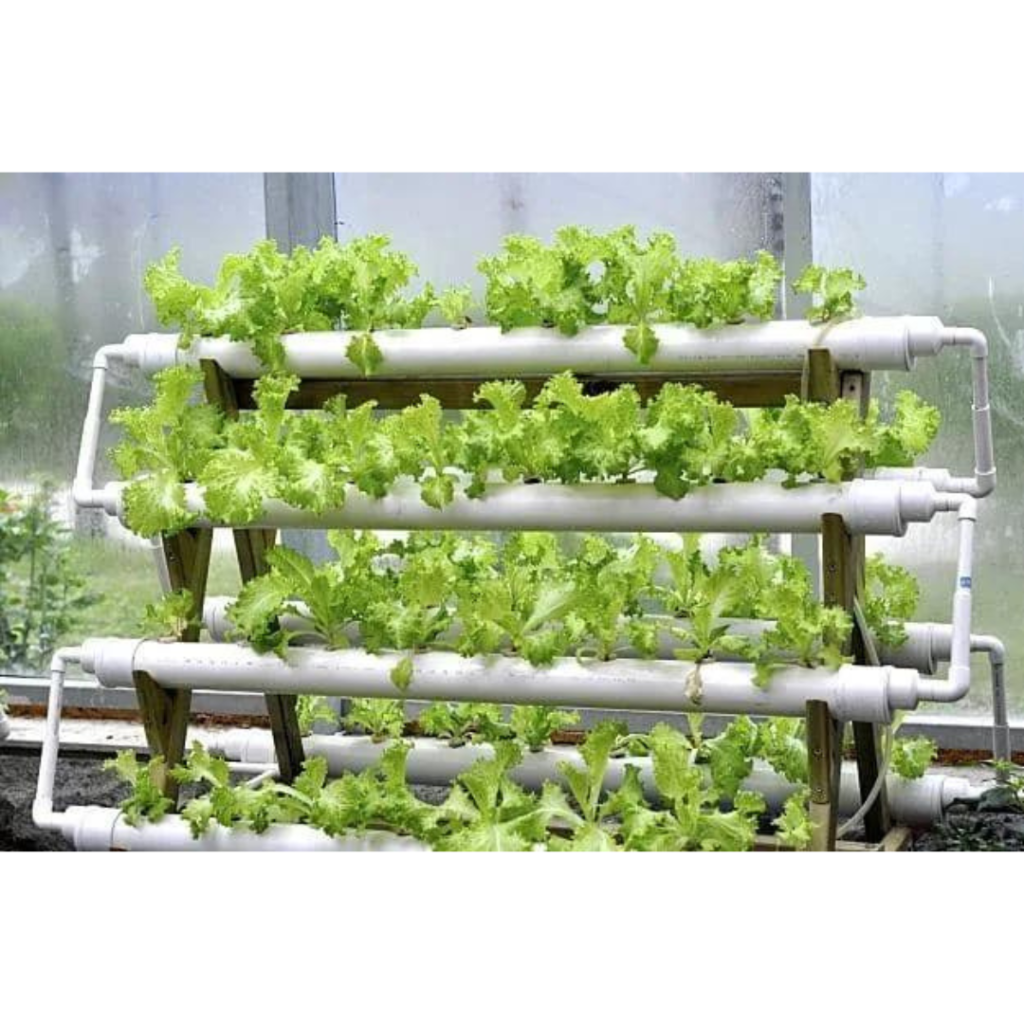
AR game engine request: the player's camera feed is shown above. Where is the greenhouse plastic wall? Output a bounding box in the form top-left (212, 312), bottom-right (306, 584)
top-left (812, 173), bottom-right (1023, 714)
top-left (334, 173), bottom-right (782, 306)
top-left (0, 173), bottom-right (263, 678)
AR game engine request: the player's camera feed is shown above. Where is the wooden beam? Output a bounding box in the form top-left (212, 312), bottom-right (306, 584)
top-left (134, 526), bottom-right (213, 800)
top-left (232, 527), bottom-right (306, 782)
top-left (202, 360), bottom-right (306, 783)
top-left (231, 372), bottom-right (806, 411)
top-left (806, 698), bottom-right (843, 851)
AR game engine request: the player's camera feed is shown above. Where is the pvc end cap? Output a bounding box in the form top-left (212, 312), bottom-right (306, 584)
top-left (121, 334), bottom-right (182, 376)
top-left (904, 317), bottom-right (945, 360)
top-left (886, 667), bottom-right (921, 711)
top-left (81, 638), bottom-right (145, 687)
top-left (896, 481), bottom-right (941, 523)
top-left (64, 805), bottom-right (121, 850)
top-left (0, 715), bottom-right (10, 742)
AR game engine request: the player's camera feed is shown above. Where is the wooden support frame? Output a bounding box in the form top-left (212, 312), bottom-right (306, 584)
top-left (134, 527), bottom-right (212, 799)
top-left (231, 371), bottom-right (807, 412)
top-left (805, 698), bottom-right (844, 851)
top-left (123, 336), bottom-right (910, 846)
top-left (803, 349), bottom-right (892, 845)
top-left (202, 360), bottom-right (306, 781)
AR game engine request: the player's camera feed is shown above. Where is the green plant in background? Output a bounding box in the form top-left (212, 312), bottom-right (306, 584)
top-left (979, 761), bottom-right (1024, 812)
top-left (792, 265), bottom-right (866, 323)
top-left (509, 705), bottom-right (581, 752)
top-left (0, 301), bottom-right (79, 475)
top-left (341, 698), bottom-right (406, 743)
top-left (139, 588), bottom-right (198, 638)
top-left (0, 485), bottom-right (90, 671)
top-left (296, 695), bottom-right (338, 735)
top-left (417, 702), bottom-right (509, 747)
top-left (103, 750), bottom-right (175, 826)
top-left (890, 735), bottom-right (938, 780)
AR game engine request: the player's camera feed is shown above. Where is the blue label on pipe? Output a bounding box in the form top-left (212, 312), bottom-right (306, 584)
top-left (959, 576), bottom-right (972, 589)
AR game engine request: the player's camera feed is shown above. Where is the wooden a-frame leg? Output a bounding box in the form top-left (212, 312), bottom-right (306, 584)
top-left (804, 355), bottom-right (891, 845)
top-left (234, 527), bottom-right (306, 783)
top-left (202, 358), bottom-right (306, 784)
top-left (806, 699), bottom-right (843, 851)
top-left (134, 527), bottom-right (213, 800)
top-left (821, 512), bottom-right (891, 842)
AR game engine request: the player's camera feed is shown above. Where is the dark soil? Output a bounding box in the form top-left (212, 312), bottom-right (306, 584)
top-left (911, 792), bottom-right (1024, 851)
top-left (7, 745), bottom-right (1021, 852)
top-left (0, 752), bottom-right (130, 851)
top-left (0, 751), bottom-right (449, 851)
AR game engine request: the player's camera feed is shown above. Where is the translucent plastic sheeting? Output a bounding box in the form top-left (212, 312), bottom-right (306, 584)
top-left (813, 173), bottom-right (1024, 712)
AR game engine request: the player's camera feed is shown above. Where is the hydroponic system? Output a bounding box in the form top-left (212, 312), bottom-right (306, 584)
top-left (27, 228), bottom-right (1005, 851)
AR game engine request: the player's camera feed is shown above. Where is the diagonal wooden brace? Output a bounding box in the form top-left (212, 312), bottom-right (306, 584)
top-left (202, 358), bottom-right (305, 783)
top-left (135, 526), bottom-right (213, 800)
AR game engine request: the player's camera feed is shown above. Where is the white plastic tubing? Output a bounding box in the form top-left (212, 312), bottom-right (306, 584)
top-left (120, 316), bottom-right (949, 378)
top-left (94, 477), bottom-right (956, 536)
top-left (31, 647), bottom-right (422, 851)
top-left (212, 731), bottom-right (983, 828)
top-left (0, 708), bottom-right (11, 742)
top-left (201, 598), bottom-right (1008, 763)
top-left (182, 494), bottom-right (979, 718)
top-left (80, 638), bottom-right (924, 723)
top-left (74, 318), bottom-right (996, 520)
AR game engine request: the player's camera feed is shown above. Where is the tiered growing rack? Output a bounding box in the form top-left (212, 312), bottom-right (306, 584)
top-left (36, 315), bottom-right (997, 851)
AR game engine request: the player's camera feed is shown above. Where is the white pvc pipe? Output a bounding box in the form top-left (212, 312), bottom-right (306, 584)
top-left (916, 497), bottom-right (976, 703)
top-left (29, 647), bottom-right (425, 851)
top-left (75, 325), bottom-right (996, 518)
top-left (941, 327), bottom-right (996, 497)
top-left (79, 638), bottom-right (925, 723)
top-left (0, 708), bottom-right (11, 742)
top-left (33, 647), bottom-right (84, 831)
top-left (210, 731), bottom-right (983, 828)
top-left (121, 317), bottom-right (946, 378)
top-left (72, 345), bottom-right (126, 509)
top-left (93, 477), bottom-right (954, 536)
top-left (201, 595), bottom-right (1007, 765)
top-left (60, 806), bottom-right (426, 851)
top-left (878, 328), bottom-right (995, 498)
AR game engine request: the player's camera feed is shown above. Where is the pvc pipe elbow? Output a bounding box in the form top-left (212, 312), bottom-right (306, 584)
top-left (941, 326), bottom-right (989, 358)
top-left (32, 798), bottom-right (63, 831)
top-left (946, 664), bottom-right (972, 703)
top-left (71, 481), bottom-right (105, 509)
top-left (968, 468), bottom-right (997, 498)
top-left (973, 634), bottom-right (1006, 666)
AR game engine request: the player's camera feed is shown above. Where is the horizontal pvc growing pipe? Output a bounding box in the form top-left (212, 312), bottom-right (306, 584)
top-left (30, 647), bottom-right (424, 851)
top-left (61, 806), bottom-right (426, 852)
top-left (79, 638), bottom-right (926, 723)
top-left (201, 588), bottom-right (1007, 766)
top-left (121, 318), bottom-right (946, 378)
top-left (89, 477), bottom-right (955, 536)
top-left (198, 598), bottom-right (953, 675)
top-left (210, 732), bottom-right (983, 828)
top-left (72, 323), bottom-right (995, 517)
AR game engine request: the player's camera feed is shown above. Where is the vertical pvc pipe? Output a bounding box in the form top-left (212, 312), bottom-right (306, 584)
top-left (33, 648), bottom-right (82, 829)
top-left (71, 348), bottom-right (122, 509)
